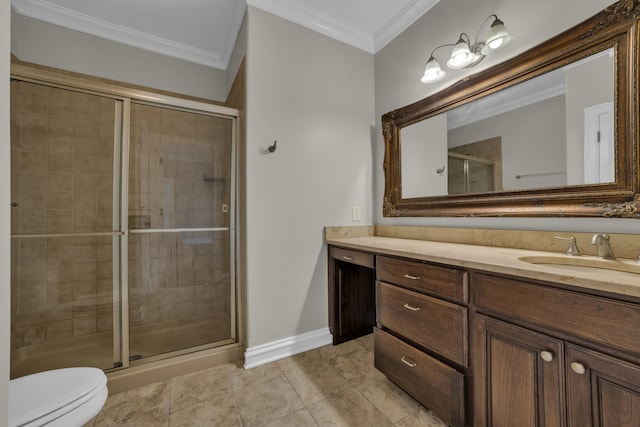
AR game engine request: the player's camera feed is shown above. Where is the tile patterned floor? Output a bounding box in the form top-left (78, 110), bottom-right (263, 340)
top-left (85, 335), bottom-right (447, 426)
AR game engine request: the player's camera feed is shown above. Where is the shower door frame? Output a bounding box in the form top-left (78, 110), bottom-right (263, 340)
top-left (10, 64), bottom-right (240, 372)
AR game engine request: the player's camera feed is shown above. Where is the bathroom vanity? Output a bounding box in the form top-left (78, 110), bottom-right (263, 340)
top-left (327, 232), bottom-right (640, 427)
top-left (332, 1), bottom-right (640, 424)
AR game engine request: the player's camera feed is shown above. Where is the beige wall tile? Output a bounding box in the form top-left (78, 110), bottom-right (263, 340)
top-left (48, 135), bottom-right (75, 155)
top-left (47, 172), bottom-right (73, 192)
top-left (20, 169), bottom-right (46, 190)
top-left (47, 319), bottom-right (73, 341)
top-left (47, 191), bottom-right (73, 210)
top-left (48, 114), bottom-right (75, 138)
top-left (20, 151), bottom-right (46, 171)
top-left (73, 316), bottom-right (97, 336)
top-left (46, 301), bottom-right (73, 321)
top-left (20, 285), bottom-right (46, 307)
top-left (97, 314), bottom-right (112, 333)
top-left (48, 151), bottom-right (74, 172)
top-left (18, 265), bottom-right (46, 287)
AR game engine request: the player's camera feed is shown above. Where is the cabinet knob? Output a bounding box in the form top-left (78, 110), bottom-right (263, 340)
top-left (342, 256), bottom-right (353, 261)
top-left (403, 303), bottom-right (421, 311)
top-left (570, 362), bottom-right (586, 375)
top-left (403, 273), bottom-right (421, 280)
top-left (401, 356), bottom-right (417, 368)
top-left (540, 351), bottom-right (554, 362)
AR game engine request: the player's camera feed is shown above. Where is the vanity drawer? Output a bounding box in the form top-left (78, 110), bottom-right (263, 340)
top-left (377, 281), bottom-right (468, 366)
top-left (374, 328), bottom-right (465, 427)
top-left (329, 246), bottom-right (374, 268)
top-left (376, 255), bottom-right (468, 303)
top-left (473, 272), bottom-right (640, 357)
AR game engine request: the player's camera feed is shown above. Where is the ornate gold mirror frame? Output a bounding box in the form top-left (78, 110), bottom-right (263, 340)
top-left (383, 0), bottom-right (640, 218)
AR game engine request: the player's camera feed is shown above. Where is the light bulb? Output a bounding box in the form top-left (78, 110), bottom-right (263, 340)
top-left (421, 57), bottom-right (445, 83)
top-left (447, 36), bottom-right (475, 69)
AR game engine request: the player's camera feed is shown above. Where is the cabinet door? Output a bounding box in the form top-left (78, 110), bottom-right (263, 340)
top-left (473, 314), bottom-right (565, 427)
top-left (566, 344), bottom-right (640, 426)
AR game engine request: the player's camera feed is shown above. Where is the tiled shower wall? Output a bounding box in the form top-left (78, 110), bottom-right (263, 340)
top-left (11, 80), bottom-right (233, 359)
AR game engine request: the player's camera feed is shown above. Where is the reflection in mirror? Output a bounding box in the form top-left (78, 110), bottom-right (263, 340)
top-left (401, 48), bottom-right (614, 198)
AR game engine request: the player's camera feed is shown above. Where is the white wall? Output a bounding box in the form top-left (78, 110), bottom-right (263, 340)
top-left (11, 10), bottom-right (228, 102)
top-left (374, 0), bottom-right (639, 233)
top-left (245, 7), bottom-right (374, 347)
top-left (1, 0), bottom-right (10, 423)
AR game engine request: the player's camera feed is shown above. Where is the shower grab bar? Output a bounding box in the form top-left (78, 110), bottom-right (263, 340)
top-left (515, 171), bottom-right (565, 179)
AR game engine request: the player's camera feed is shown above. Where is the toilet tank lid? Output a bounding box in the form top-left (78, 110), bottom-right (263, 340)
top-left (9, 367), bottom-right (107, 426)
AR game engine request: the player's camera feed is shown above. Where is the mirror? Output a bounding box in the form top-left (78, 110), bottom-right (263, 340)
top-left (402, 49), bottom-right (615, 198)
top-left (383, 0), bottom-right (640, 218)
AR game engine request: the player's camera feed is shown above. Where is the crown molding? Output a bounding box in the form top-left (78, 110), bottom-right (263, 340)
top-left (11, 0), bottom-right (246, 70)
top-left (247, 0), bottom-right (372, 52)
top-left (247, 0), bottom-right (440, 54)
top-left (374, 0), bottom-right (440, 52)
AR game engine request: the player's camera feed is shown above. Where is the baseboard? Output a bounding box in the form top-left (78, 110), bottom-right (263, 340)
top-left (244, 327), bottom-right (332, 369)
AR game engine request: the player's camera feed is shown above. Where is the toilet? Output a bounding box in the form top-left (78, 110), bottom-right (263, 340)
top-left (9, 367), bottom-right (108, 427)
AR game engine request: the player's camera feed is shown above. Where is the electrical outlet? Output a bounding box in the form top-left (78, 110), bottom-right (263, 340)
top-left (352, 205), bottom-right (361, 222)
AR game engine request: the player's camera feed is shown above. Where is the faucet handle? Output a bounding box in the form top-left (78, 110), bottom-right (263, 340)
top-left (553, 236), bottom-right (581, 256)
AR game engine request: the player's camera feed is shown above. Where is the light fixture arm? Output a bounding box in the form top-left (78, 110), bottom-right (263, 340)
top-left (428, 43), bottom-right (456, 59)
top-left (459, 32), bottom-right (472, 46)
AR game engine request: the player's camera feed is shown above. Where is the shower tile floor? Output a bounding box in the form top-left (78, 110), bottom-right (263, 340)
top-left (85, 334), bottom-right (447, 427)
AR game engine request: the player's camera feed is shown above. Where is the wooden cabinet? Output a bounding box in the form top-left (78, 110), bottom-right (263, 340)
top-left (565, 344), bottom-right (640, 426)
top-left (375, 255), bottom-right (468, 427)
top-left (473, 271), bottom-right (640, 427)
top-left (473, 314), bottom-right (565, 426)
top-left (328, 246), bottom-right (375, 344)
top-left (328, 242), bottom-right (640, 426)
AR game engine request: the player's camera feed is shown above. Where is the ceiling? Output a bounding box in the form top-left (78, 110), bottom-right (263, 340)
top-left (11, 0), bottom-right (441, 70)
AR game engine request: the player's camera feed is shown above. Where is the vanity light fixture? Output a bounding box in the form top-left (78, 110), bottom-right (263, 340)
top-left (421, 15), bottom-right (512, 84)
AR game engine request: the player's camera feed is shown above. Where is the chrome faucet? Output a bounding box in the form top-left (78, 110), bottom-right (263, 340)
top-left (591, 234), bottom-right (616, 259)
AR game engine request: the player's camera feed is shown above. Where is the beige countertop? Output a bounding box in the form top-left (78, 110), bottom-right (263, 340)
top-left (326, 236), bottom-right (640, 299)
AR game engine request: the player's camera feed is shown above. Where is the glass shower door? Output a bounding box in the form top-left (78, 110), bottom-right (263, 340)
top-left (126, 102), bottom-right (235, 362)
top-left (10, 80), bottom-right (123, 377)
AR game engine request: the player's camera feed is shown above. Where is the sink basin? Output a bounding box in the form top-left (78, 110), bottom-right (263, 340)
top-left (518, 255), bottom-right (640, 275)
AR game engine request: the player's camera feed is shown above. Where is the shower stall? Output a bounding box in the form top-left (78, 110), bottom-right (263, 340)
top-left (10, 66), bottom-right (239, 378)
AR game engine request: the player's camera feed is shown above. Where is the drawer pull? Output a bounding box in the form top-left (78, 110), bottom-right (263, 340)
top-left (403, 273), bottom-right (421, 280)
top-left (401, 356), bottom-right (417, 368)
top-left (403, 303), bottom-right (421, 311)
top-left (540, 351), bottom-right (554, 362)
top-left (342, 256), bottom-right (353, 261)
top-left (570, 362), bottom-right (586, 375)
